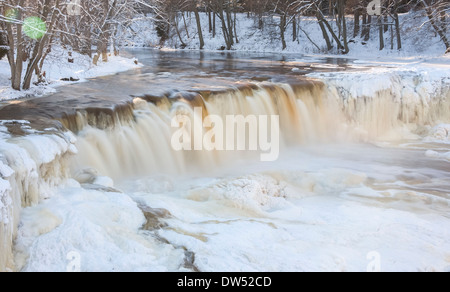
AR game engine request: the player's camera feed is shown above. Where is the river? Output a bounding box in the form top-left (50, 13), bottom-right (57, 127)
top-left (0, 49), bottom-right (449, 272)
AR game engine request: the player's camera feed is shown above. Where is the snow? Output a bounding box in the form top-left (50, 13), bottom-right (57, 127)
top-left (0, 47), bottom-right (142, 101)
top-left (14, 183), bottom-right (185, 272)
top-left (187, 174), bottom-right (294, 215)
top-left (108, 144), bottom-right (449, 272)
top-left (93, 176), bottom-right (115, 188)
top-left (124, 11), bottom-right (449, 58)
top-left (0, 126), bottom-right (78, 271)
top-left (425, 124), bottom-right (450, 143)
top-left (307, 56), bottom-right (450, 98)
top-left (13, 145), bottom-right (450, 272)
top-left (0, 159), bottom-right (13, 224)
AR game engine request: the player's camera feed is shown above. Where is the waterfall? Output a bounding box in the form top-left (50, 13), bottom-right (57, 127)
top-left (0, 75), bottom-right (449, 271)
top-left (70, 79), bottom-right (449, 180)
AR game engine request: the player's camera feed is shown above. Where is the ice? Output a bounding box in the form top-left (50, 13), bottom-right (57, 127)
top-left (131, 149), bottom-right (450, 272)
top-left (0, 129), bottom-right (79, 271)
top-left (188, 174), bottom-right (294, 214)
top-left (15, 134), bottom-right (71, 165)
top-left (14, 186), bottom-right (186, 272)
top-left (0, 176), bottom-right (12, 223)
top-left (425, 124), bottom-right (450, 143)
top-left (93, 176), bottom-right (115, 188)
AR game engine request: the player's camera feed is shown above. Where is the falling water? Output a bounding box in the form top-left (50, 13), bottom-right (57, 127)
top-left (70, 79), bottom-right (449, 180)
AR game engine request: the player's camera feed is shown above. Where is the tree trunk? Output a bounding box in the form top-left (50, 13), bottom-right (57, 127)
top-left (258, 10), bottom-right (263, 30)
top-left (12, 43), bottom-right (23, 90)
top-left (174, 17), bottom-right (187, 48)
top-left (378, 16), bottom-right (384, 50)
top-left (182, 12), bottom-right (190, 39)
top-left (361, 13), bottom-right (367, 38)
top-left (318, 10), bottom-right (344, 51)
top-left (0, 30), bottom-right (8, 60)
top-left (341, 6), bottom-right (349, 53)
top-left (23, 44), bottom-right (42, 90)
top-left (394, 12), bottom-right (401, 50)
top-left (208, 11), bottom-right (212, 33)
top-left (384, 15), bottom-right (389, 33)
top-left (317, 13), bottom-right (333, 51)
top-left (299, 25), bottom-right (321, 51)
top-left (213, 12), bottom-right (216, 37)
top-left (233, 11), bottom-right (239, 44)
top-left (194, 8), bottom-right (205, 50)
top-left (5, 24), bottom-right (16, 90)
top-left (364, 15), bottom-right (371, 41)
top-left (226, 5), bottom-right (234, 47)
top-left (219, 10), bottom-right (232, 50)
top-left (38, 41), bottom-right (53, 80)
top-left (24, 0), bottom-right (61, 90)
top-left (422, 0), bottom-right (450, 52)
top-left (293, 16), bottom-right (297, 42)
top-left (11, 7), bottom-right (24, 90)
top-left (441, 9), bottom-right (446, 33)
top-left (354, 8), bottom-right (360, 38)
top-left (280, 14), bottom-right (287, 50)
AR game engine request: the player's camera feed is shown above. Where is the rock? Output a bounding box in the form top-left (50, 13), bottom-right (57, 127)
top-left (140, 206), bottom-right (172, 230)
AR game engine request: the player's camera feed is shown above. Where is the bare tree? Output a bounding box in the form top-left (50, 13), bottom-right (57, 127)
top-left (191, 0), bottom-right (205, 49)
top-left (208, 0), bottom-right (235, 50)
top-left (420, 0), bottom-right (449, 53)
top-left (270, 0), bottom-right (301, 50)
top-left (0, 0), bottom-right (63, 90)
top-left (0, 0), bottom-right (156, 91)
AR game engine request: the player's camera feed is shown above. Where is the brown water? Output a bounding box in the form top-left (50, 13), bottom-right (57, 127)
top-left (0, 49), bottom-right (359, 132)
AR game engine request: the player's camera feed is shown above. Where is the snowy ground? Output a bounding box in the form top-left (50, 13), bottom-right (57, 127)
top-left (124, 11), bottom-right (449, 58)
top-left (0, 47), bottom-right (141, 101)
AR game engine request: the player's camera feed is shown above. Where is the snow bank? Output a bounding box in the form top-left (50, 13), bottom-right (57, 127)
top-left (0, 47), bottom-right (142, 101)
top-left (14, 184), bottom-right (185, 272)
top-left (306, 63), bottom-right (450, 141)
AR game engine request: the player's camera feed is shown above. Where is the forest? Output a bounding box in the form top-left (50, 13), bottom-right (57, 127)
top-left (0, 0), bottom-right (448, 91)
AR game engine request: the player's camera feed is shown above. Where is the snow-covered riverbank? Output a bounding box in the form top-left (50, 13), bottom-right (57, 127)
top-left (0, 48), bottom-right (141, 102)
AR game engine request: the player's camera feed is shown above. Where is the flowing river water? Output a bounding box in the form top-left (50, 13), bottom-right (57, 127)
top-left (0, 50), bottom-right (449, 271)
